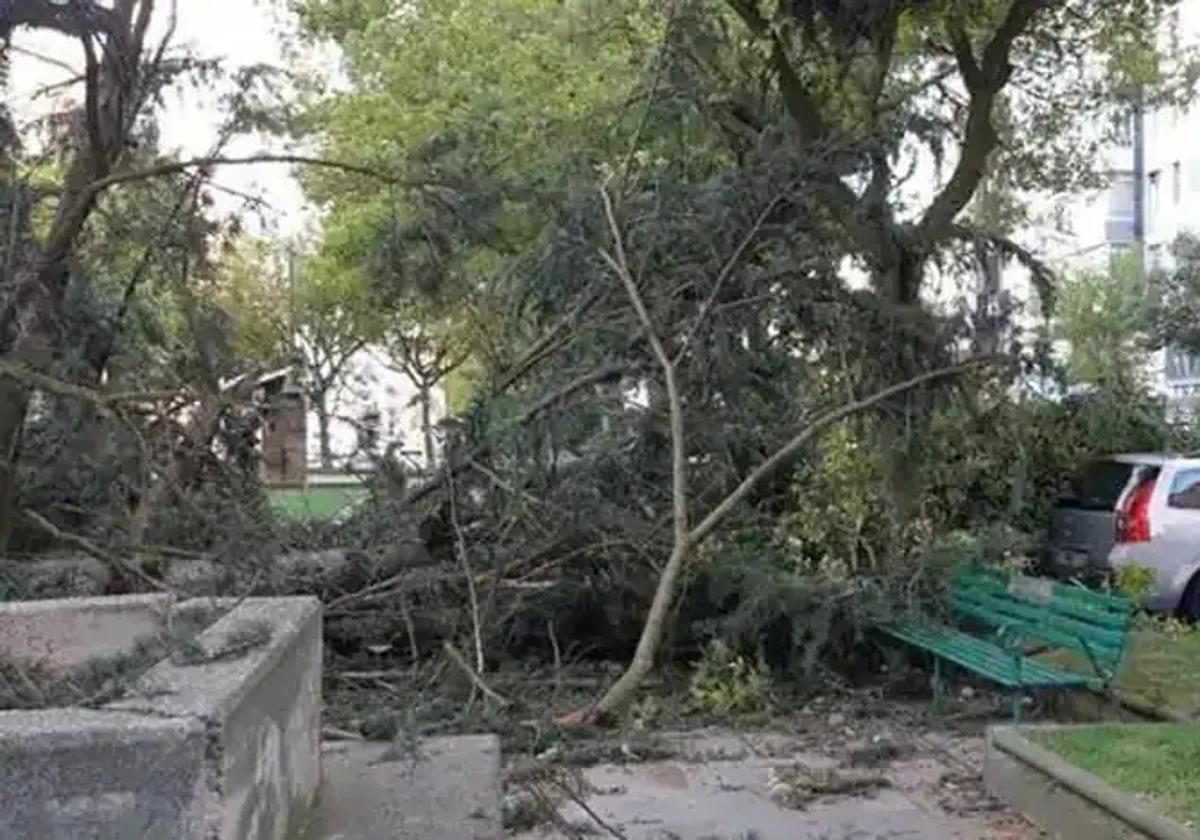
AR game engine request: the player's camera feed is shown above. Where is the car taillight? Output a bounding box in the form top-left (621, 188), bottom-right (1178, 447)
top-left (1116, 478), bottom-right (1156, 543)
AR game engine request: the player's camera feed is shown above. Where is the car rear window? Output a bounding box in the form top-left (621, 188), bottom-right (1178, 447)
top-left (1067, 460), bottom-right (1139, 510)
top-left (1169, 469), bottom-right (1200, 509)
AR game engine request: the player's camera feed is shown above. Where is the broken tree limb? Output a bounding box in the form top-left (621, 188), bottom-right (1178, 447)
top-left (442, 641), bottom-right (511, 708)
top-left (567, 187), bottom-right (1008, 723)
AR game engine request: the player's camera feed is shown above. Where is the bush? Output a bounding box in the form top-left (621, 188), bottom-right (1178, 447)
top-left (687, 639), bottom-right (771, 715)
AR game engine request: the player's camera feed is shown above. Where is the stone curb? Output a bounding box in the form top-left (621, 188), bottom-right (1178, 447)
top-left (987, 725), bottom-right (1197, 840)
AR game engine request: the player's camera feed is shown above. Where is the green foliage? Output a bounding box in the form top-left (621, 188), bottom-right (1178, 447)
top-left (298, 0), bottom-right (666, 199)
top-left (1116, 563), bottom-right (1158, 601)
top-left (1148, 233), bottom-right (1200, 354)
top-left (783, 422), bottom-right (915, 577)
top-left (1057, 252), bottom-right (1149, 389)
top-left (210, 237), bottom-right (292, 367)
top-left (687, 639), bottom-right (771, 715)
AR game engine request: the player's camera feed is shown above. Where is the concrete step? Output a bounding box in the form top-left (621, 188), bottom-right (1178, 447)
top-left (309, 736), bottom-right (502, 840)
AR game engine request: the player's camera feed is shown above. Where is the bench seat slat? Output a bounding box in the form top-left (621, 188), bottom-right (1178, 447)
top-left (950, 595), bottom-right (1124, 667)
top-left (881, 620), bottom-right (1092, 689)
top-left (954, 570), bottom-right (1133, 631)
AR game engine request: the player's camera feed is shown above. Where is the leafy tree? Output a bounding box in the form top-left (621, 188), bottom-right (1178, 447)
top-left (294, 256), bottom-right (384, 469)
top-left (382, 302), bottom-right (467, 467)
top-left (1148, 233), bottom-right (1200, 355)
top-left (695, 0), bottom-right (1187, 309)
top-left (1057, 251), bottom-right (1148, 389)
top-left (292, 0), bottom-right (697, 410)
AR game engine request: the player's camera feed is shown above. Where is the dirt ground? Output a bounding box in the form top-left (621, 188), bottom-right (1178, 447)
top-left (506, 693), bottom-right (1042, 839)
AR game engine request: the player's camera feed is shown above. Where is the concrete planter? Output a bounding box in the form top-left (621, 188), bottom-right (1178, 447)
top-left (985, 725), bottom-right (1197, 840)
top-left (0, 594), bottom-right (322, 840)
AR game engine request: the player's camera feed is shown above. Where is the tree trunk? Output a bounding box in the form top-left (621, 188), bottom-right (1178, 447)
top-left (315, 394), bottom-right (334, 469)
top-left (870, 247), bottom-right (932, 522)
top-left (419, 380), bottom-right (436, 469)
top-left (590, 543), bottom-right (688, 719)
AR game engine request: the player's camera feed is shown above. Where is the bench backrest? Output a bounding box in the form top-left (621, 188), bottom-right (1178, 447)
top-left (949, 566), bottom-right (1135, 676)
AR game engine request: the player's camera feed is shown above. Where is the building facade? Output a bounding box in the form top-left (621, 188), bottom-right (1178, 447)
top-left (1015, 1), bottom-right (1200, 413)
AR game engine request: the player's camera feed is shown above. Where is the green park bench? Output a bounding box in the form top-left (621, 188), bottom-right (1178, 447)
top-left (880, 566), bottom-right (1136, 721)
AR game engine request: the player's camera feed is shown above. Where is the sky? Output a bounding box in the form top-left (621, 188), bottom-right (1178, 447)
top-left (10, 0), bottom-right (325, 237)
top-left (11, 0), bottom-right (1200, 254)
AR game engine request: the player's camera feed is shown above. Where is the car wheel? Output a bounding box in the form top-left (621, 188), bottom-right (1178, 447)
top-left (1180, 574), bottom-right (1200, 622)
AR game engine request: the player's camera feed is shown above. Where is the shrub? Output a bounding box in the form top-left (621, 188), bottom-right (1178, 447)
top-left (687, 639), bottom-right (771, 715)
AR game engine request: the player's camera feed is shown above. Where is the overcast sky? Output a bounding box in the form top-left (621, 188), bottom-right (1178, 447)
top-left (11, 0), bottom-right (323, 236)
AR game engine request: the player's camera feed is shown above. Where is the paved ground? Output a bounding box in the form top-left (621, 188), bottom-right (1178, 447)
top-left (311, 736), bottom-right (502, 839)
top-left (509, 722), bottom-right (1038, 839)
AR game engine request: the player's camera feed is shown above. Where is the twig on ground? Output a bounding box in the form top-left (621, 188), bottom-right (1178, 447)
top-left (326, 572), bottom-right (407, 610)
top-left (548, 619), bottom-right (562, 673)
top-left (546, 772), bottom-right (630, 840)
top-left (22, 509), bottom-right (174, 594)
top-left (446, 462), bottom-right (485, 674)
top-left (322, 726), bottom-right (365, 741)
top-left (332, 670), bottom-right (411, 681)
top-left (442, 641), bottom-right (511, 708)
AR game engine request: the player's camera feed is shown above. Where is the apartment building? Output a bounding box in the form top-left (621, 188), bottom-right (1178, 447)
top-left (1020, 1), bottom-right (1200, 412)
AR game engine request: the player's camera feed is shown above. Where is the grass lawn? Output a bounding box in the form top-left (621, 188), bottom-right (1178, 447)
top-left (1031, 723), bottom-right (1200, 829)
top-left (1115, 626), bottom-right (1200, 718)
top-left (268, 485), bottom-right (367, 523)
top-left (1035, 622), bottom-right (1200, 719)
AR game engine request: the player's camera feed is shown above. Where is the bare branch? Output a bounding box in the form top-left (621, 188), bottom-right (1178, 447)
top-left (584, 187), bottom-right (691, 721)
top-left (442, 641), bottom-right (511, 707)
top-left (599, 187), bottom-right (687, 546)
top-left (688, 356), bottom-right (1003, 547)
top-left (8, 42), bottom-right (76, 75)
top-left (83, 154), bottom-right (439, 198)
top-left (675, 187), bottom-right (790, 362)
top-left (0, 359), bottom-right (122, 419)
top-left (23, 509), bottom-right (173, 593)
top-left (446, 460), bottom-right (485, 674)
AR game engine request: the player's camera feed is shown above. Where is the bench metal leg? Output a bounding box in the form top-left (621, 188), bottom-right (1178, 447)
top-left (1012, 692), bottom-right (1022, 724)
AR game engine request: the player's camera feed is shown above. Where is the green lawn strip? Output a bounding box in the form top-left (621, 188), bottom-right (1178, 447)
top-left (1030, 723), bottom-right (1200, 830)
top-left (267, 486), bottom-right (367, 523)
top-left (1034, 625), bottom-right (1200, 719)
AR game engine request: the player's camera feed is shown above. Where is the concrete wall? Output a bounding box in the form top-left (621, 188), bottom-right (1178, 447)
top-left (0, 709), bottom-right (207, 839)
top-left (218, 601), bottom-right (322, 840)
top-left (111, 597), bottom-right (323, 840)
top-left (0, 593), bottom-right (170, 674)
top-left (0, 595), bottom-right (322, 840)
